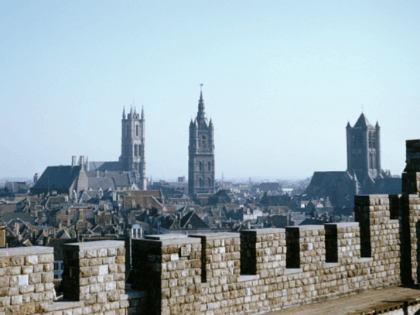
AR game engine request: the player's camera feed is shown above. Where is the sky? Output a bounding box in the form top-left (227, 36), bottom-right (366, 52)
top-left (0, 1), bottom-right (419, 181)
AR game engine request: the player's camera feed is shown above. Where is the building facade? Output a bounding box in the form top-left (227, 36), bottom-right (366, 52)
top-left (346, 113), bottom-right (381, 182)
top-left (119, 106), bottom-right (147, 190)
top-left (188, 89), bottom-right (215, 195)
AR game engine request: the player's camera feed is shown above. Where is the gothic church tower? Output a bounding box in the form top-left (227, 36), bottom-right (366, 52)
top-left (346, 113), bottom-right (381, 182)
top-left (119, 106), bottom-right (147, 190)
top-left (188, 87), bottom-right (215, 195)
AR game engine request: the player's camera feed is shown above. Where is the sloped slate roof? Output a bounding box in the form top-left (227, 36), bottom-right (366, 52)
top-left (353, 113), bottom-right (372, 128)
top-left (32, 166), bottom-right (82, 191)
top-left (374, 178), bottom-right (402, 194)
top-left (88, 177), bottom-right (116, 190)
top-left (87, 161), bottom-right (122, 172)
top-left (180, 211), bottom-right (210, 229)
top-left (112, 173), bottom-right (131, 187)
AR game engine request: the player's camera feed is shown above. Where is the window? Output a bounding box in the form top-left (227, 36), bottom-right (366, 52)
top-left (201, 136), bottom-right (207, 149)
top-left (136, 125), bottom-right (139, 136)
top-left (54, 275), bottom-right (58, 279)
top-left (357, 135), bottom-right (362, 148)
top-left (54, 263), bottom-right (58, 270)
top-left (369, 133), bottom-right (376, 148)
top-left (208, 178), bottom-right (212, 187)
top-left (134, 146), bottom-right (138, 156)
top-left (126, 125), bottom-right (129, 136)
top-left (61, 264), bottom-right (64, 270)
top-left (199, 161), bottom-right (203, 171)
top-left (208, 162), bottom-right (211, 171)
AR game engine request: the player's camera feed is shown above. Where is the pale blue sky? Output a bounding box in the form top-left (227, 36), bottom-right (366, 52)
top-left (1, 1), bottom-right (419, 181)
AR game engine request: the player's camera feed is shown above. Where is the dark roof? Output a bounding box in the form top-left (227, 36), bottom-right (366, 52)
top-left (111, 173), bottom-right (131, 187)
top-left (353, 113), bottom-right (372, 128)
top-left (373, 178), bottom-right (401, 195)
top-left (32, 165), bottom-right (82, 191)
top-left (306, 172), bottom-right (351, 189)
top-left (1, 213), bottom-right (35, 223)
top-left (87, 161), bottom-right (122, 172)
top-left (88, 177), bottom-right (116, 190)
top-left (299, 218), bottom-right (325, 226)
top-left (179, 211), bottom-right (210, 229)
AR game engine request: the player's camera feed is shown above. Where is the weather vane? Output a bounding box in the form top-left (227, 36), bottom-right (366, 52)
top-left (200, 83), bottom-right (203, 91)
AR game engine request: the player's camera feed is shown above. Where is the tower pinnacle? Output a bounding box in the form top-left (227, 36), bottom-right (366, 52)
top-left (197, 84), bottom-right (206, 125)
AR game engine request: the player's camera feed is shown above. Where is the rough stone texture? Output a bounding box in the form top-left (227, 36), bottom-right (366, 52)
top-left (60, 240), bottom-right (128, 315)
top-left (132, 198), bottom-right (406, 315)
top-left (0, 246), bottom-right (54, 315)
top-left (131, 235), bottom-right (202, 315)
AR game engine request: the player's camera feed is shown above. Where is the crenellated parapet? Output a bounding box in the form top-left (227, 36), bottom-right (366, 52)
top-left (129, 192), bottom-right (408, 314)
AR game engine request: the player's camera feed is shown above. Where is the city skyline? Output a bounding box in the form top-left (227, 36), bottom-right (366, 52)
top-left (1, 1), bottom-right (419, 180)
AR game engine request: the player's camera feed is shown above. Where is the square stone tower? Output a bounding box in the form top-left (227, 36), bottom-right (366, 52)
top-left (119, 106), bottom-right (147, 190)
top-left (346, 113), bottom-right (381, 182)
top-left (188, 87), bottom-right (215, 195)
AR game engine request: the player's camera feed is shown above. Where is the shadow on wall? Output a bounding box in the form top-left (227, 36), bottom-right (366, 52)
top-left (417, 220), bottom-right (420, 284)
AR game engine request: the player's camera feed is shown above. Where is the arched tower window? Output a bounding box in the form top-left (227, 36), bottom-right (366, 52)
top-left (208, 162), bottom-right (211, 171)
top-left (134, 146), bottom-right (138, 156)
top-left (357, 135), bottom-right (362, 148)
top-left (199, 178), bottom-right (204, 188)
top-left (201, 136), bottom-right (207, 149)
top-left (199, 161), bottom-right (203, 171)
top-left (370, 153), bottom-right (376, 169)
top-left (126, 125), bottom-right (130, 137)
top-left (136, 125), bottom-right (139, 136)
top-left (369, 133), bottom-right (375, 149)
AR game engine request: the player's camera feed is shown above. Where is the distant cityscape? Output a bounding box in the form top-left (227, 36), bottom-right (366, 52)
top-left (0, 88), bottom-right (401, 288)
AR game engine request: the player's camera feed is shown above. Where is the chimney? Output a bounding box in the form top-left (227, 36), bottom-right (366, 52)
top-left (72, 156), bottom-right (76, 166)
top-left (132, 199), bottom-right (136, 208)
top-left (79, 209), bottom-right (83, 221)
top-left (246, 221), bottom-right (251, 229)
top-left (96, 170), bottom-right (100, 178)
top-left (67, 217), bottom-right (71, 227)
top-left (15, 222), bottom-right (19, 234)
top-left (59, 221), bottom-right (62, 230)
top-left (79, 156), bottom-right (84, 165)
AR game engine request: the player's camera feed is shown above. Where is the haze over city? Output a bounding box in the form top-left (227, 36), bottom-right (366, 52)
top-left (1, 1), bottom-right (419, 180)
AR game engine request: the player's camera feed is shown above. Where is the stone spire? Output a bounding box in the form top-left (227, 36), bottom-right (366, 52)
top-left (122, 106), bottom-right (126, 119)
top-left (197, 84), bottom-right (207, 126)
top-left (141, 106), bottom-right (144, 120)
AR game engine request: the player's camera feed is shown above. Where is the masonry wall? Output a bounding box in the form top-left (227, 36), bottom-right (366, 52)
top-left (128, 193), bottom-right (413, 315)
top-left (0, 240), bottom-right (150, 315)
top-left (0, 246), bottom-right (54, 314)
top-left (130, 235), bottom-right (202, 315)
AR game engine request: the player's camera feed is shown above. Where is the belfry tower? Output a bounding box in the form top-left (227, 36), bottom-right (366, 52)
top-left (188, 86), bottom-right (215, 195)
top-left (119, 106), bottom-right (147, 190)
top-left (346, 113), bottom-right (381, 182)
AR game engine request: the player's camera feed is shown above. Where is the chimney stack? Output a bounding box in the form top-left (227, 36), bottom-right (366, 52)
top-left (72, 156), bottom-right (76, 166)
top-left (79, 156), bottom-right (85, 165)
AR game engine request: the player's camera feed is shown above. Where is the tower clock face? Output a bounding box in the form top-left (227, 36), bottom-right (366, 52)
top-left (201, 137), bottom-right (207, 149)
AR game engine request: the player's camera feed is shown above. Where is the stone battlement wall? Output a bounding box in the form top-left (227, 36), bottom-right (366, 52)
top-left (0, 241), bottom-right (146, 315)
top-left (129, 194), bottom-right (420, 315)
top-left (0, 194), bottom-right (419, 315)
